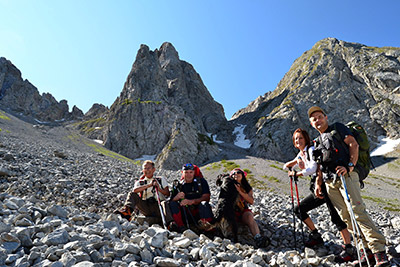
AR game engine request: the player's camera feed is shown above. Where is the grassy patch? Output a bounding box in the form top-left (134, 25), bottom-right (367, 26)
top-left (205, 162), bottom-right (222, 171)
top-left (362, 195), bottom-right (400, 211)
top-left (247, 176), bottom-right (269, 190)
top-left (270, 164), bottom-right (283, 171)
top-left (198, 133), bottom-right (215, 145)
top-left (262, 175), bottom-right (281, 183)
top-left (0, 111), bottom-right (11, 120)
top-left (121, 98), bottom-right (162, 106)
top-left (221, 160), bottom-right (240, 172)
top-left (66, 134), bottom-right (140, 164)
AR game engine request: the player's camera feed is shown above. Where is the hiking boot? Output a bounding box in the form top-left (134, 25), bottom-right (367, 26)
top-left (352, 248), bottom-right (375, 266)
top-left (374, 251), bottom-right (390, 267)
top-left (167, 221), bottom-right (180, 232)
top-left (335, 244), bottom-right (356, 263)
top-left (113, 206), bottom-right (132, 221)
top-left (254, 234), bottom-right (270, 248)
top-left (304, 230), bottom-right (324, 248)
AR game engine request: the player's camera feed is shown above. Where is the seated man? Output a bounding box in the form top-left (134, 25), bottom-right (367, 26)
top-left (169, 163), bottom-right (213, 232)
top-left (114, 160), bottom-right (172, 224)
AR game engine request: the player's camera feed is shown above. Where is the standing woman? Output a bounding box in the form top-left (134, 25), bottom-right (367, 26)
top-left (284, 129), bottom-right (351, 256)
top-left (230, 168), bottom-right (268, 248)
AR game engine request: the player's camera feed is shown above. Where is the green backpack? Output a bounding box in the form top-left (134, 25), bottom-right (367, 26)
top-left (334, 121), bottom-right (371, 188)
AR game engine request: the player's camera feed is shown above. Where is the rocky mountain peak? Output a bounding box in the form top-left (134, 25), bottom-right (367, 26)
top-left (77, 43), bottom-right (232, 169)
top-left (233, 38), bottom-right (400, 162)
top-left (0, 57), bottom-right (83, 123)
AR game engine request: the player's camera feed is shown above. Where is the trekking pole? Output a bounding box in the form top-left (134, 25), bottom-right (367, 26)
top-left (340, 175), bottom-right (371, 267)
top-left (293, 170), bottom-right (306, 248)
top-left (289, 167), bottom-right (296, 249)
top-left (185, 204), bottom-right (200, 228)
top-left (154, 185), bottom-right (168, 229)
top-left (173, 179), bottom-right (190, 229)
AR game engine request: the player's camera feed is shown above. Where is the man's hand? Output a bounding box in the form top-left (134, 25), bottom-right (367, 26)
top-left (314, 184), bottom-right (324, 199)
top-left (180, 199), bottom-right (193, 206)
top-left (335, 166), bottom-right (348, 176)
top-left (175, 192), bottom-right (185, 200)
top-left (151, 179), bottom-right (159, 188)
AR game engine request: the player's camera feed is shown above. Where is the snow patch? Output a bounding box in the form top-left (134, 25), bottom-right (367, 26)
top-left (93, 139), bottom-right (104, 145)
top-left (206, 132), bottom-right (224, 144)
top-left (135, 154), bottom-right (157, 161)
top-left (370, 136), bottom-right (400, 156)
top-left (233, 124), bottom-right (251, 149)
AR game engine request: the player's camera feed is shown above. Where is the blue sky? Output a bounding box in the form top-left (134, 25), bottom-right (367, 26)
top-left (1, 1), bottom-right (400, 119)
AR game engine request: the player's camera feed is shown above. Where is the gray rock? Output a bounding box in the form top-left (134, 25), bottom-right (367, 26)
top-left (174, 237), bottom-right (191, 248)
top-left (153, 256), bottom-right (180, 266)
top-left (391, 217), bottom-right (400, 229)
top-left (47, 205), bottom-right (68, 218)
top-left (42, 229), bottom-right (70, 246)
top-left (60, 251), bottom-right (77, 267)
top-left (0, 233), bottom-right (21, 253)
top-left (71, 261), bottom-right (95, 267)
top-left (0, 168), bottom-right (11, 176)
top-left (183, 229), bottom-right (199, 240)
top-left (139, 248), bottom-right (153, 263)
top-left (3, 153), bottom-right (15, 161)
top-left (198, 245), bottom-right (213, 260)
top-left (0, 222), bottom-right (11, 234)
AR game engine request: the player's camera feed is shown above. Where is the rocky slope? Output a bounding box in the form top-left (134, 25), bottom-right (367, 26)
top-left (233, 38), bottom-right (400, 162)
top-left (0, 57), bottom-right (83, 123)
top-left (75, 43), bottom-right (232, 170)
top-left (1, 109), bottom-right (400, 267)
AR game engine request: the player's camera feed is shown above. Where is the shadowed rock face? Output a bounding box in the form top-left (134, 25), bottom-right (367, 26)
top-left (100, 43), bottom-right (232, 169)
top-left (233, 38), bottom-right (400, 162)
top-left (0, 57), bottom-right (83, 122)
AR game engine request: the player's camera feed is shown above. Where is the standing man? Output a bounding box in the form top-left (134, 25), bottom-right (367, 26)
top-left (169, 163), bottom-right (213, 232)
top-left (114, 160), bottom-right (171, 224)
top-left (308, 106), bottom-right (389, 266)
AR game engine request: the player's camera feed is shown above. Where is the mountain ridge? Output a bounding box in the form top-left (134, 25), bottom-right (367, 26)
top-left (1, 38), bottom-right (400, 167)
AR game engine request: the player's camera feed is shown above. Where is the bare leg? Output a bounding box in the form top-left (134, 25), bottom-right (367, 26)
top-left (241, 211), bottom-right (260, 236)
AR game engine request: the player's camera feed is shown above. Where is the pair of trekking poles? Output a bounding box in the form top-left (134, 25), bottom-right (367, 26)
top-left (289, 167), bottom-right (370, 267)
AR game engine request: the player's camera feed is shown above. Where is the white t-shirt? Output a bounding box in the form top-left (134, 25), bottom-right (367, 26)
top-left (133, 176), bottom-right (168, 201)
top-left (293, 146), bottom-right (318, 177)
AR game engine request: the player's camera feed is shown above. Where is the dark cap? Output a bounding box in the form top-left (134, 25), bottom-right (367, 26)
top-left (182, 163), bottom-right (195, 171)
top-left (308, 106), bottom-right (326, 118)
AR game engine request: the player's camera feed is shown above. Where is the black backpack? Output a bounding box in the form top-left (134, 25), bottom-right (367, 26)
top-left (314, 122), bottom-right (371, 188)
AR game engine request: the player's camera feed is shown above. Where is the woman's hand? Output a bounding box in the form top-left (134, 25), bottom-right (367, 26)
top-left (235, 183), bottom-right (245, 195)
top-left (314, 184), bottom-right (324, 199)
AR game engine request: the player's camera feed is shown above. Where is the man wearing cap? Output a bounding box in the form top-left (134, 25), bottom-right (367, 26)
top-left (114, 160), bottom-right (173, 224)
top-left (168, 163), bottom-right (213, 232)
top-left (308, 106), bottom-right (389, 266)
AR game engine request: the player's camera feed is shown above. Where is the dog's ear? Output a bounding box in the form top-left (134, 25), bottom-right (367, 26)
top-left (216, 173), bottom-right (230, 186)
top-left (216, 174), bottom-right (223, 186)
